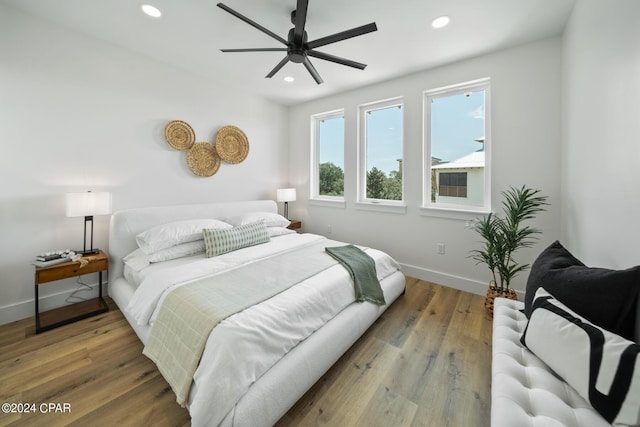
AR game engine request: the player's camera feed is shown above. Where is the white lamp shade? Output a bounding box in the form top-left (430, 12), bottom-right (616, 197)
top-left (66, 192), bottom-right (112, 217)
top-left (276, 188), bottom-right (296, 203)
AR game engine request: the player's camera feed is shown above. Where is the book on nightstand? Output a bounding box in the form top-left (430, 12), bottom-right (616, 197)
top-left (33, 257), bottom-right (70, 268)
top-left (36, 253), bottom-right (63, 261)
top-left (33, 250), bottom-right (74, 267)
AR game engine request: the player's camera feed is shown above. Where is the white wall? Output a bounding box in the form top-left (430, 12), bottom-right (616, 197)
top-left (562, 0), bottom-right (640, 268)
top-left (289, 38), bottom-right (563, 297)
top-left (0, 5), bottom-right (289, 324)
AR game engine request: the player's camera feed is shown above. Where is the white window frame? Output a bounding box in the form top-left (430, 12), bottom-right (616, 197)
top-left (356, 97), bottom-right (406, 213)
top-left (422, 78), bottom-right (491, 219)
top-left (310, 109), bottom-right (346, 207)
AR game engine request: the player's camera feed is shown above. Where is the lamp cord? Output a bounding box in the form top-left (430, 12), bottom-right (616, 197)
top-left (65, 276), bottom-right (94, 304)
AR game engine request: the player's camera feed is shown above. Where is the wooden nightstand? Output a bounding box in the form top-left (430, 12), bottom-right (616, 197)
top-left (34, 250), bottom-right (109, 333)
top-left (287, 220), bottom-right (302, 231)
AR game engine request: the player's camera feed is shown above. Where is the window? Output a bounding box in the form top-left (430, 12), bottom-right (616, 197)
top-left (311, 110), bottom-right (344, 201)
top-left (424, 78), bottom-right (491, 213)
top-left (439, 172), bottom-right (467, 197)
top-left (358, 98), bottom-right (404, 205)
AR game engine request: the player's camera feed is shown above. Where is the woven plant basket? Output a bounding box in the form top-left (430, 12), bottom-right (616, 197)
top-left (484, 282), bottom-right (518, 318)
top-left (186, 142), bottom-right (221, 177)
top-left (215, 125), bottom-right (249, 164)
top-left (165, 120), bottom-right (196, 151)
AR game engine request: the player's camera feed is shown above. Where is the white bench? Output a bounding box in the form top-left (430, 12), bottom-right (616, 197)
top-left (491, 298), bottom-right (613, 427)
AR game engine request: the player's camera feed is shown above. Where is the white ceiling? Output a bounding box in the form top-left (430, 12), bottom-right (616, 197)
top-left (3, 0), bottom-right (576, 106)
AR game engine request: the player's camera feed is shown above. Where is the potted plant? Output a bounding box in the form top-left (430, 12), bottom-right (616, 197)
top-left (470, 185), bottom-right (548, 316)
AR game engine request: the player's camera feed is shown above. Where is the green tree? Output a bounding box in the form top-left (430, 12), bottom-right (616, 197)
top-left (319, 162), bottom-right (344, 196)
top-left (367, 167), bottom-right (386, 199)
top-left (384, 169), bottom-right (402, 200)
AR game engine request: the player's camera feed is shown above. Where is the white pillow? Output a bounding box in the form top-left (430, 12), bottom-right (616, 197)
top-left (149, 240), bottom-right (205, 262)
top-left (123, 248), bottom-right (150, 271)
top-left (135, 219), bottom-right (231, 254)
top-left (522, 287), bottom-right (640, 426)
top-left (267, 227), bottom-right (296, 238)
top-left (123, 241), bottom-right (207, 272)
top-left (226, 211), bottom-right (290, 228)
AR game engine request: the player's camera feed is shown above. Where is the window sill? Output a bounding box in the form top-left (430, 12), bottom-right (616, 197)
top-left (355, 201), bottom-right (407, 214)
top-left (309, 198), bottom-right (346, 209)
top-left (419, 205), bottom-right (490, 221)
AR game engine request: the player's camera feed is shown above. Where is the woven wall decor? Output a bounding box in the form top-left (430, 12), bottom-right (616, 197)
top-left (186, 142), bottom-right (221, 177)
top-left (162, 121), bottom-right (249, 177)
top-left (164, 120), bottom-right (196, 151)
top-left (215, 125), bottom-right (249, 164)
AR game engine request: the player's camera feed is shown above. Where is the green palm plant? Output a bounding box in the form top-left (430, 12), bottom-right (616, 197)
top-left (470, 186), bottom-right (548, 291)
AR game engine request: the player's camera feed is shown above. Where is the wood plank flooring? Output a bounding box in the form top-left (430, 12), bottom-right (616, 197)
top-left (0, 278), bottom-right (492, 427)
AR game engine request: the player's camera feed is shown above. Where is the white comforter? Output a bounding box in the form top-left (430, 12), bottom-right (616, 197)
top-left (124, 233), bottom-right (401, 426)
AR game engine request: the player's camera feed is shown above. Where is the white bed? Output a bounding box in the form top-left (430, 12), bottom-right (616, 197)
top-left (108, 200), bottom-right (406, 427)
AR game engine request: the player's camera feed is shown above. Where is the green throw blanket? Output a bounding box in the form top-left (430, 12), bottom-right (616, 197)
top-left (325, 245), bottom-right (386, 305)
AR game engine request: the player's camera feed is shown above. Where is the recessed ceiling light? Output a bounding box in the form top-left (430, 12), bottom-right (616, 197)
top-left (141, 4), bottom-right (162, 18)
top-left (284, 76), bottom-right (295, 83)
top-left (432, 16), bottom-right (450, 29)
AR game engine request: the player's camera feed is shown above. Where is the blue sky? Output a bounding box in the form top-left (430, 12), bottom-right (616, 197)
top-left (431, 90), bottom-right (485, 162)
top-left (318, 91), bottom-right (484, 174)
top-left (319, 116), bottom-right (344, 169)
top-left (366, 106), bottom-right (403, 174)
top-left (319, 107), bottom-right (403, 175)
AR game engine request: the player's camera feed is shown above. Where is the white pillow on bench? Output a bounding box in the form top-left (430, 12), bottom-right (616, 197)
top-left (521, 288), bottom-right (640, 426)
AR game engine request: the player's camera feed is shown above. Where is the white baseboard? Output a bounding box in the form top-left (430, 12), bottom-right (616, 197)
top-left (399, 263), bottom-right (526, 300)
top-left (0, 282), bottom-right (105, 326)
top-left (1, 267), bottom-right (524, 326)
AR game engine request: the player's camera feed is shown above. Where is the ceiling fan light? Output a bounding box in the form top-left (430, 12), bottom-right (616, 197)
top-left (284, 76), bottom-right (295, 83)
top-left (432, 16), bottom-right (450, 29)
top-left (141, 4), bottom-right (162, 18)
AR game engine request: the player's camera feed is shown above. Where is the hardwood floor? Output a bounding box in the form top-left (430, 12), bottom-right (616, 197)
top-left (276, 277), bottom-right (493, 427)
top-left (0, 278), bottom-right (492, 427)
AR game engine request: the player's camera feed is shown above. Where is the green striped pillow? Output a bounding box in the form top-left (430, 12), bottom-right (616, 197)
top-left (203, 220), bottom-right (270, 257)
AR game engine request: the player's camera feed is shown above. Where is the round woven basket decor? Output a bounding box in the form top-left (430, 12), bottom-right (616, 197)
top-left (165, 120), bottom-right (196, 151)
top-left (215, 125), bottom-right (249, 164)
top-left (186, 142), bottom-right (221, 177)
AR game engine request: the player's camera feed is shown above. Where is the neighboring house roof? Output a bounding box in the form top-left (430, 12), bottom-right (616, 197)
top-left (432, 150), bottom-right (485, 170)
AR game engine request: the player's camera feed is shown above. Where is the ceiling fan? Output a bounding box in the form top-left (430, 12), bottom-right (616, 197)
top-left (217, 1), bottom-right (377, 84)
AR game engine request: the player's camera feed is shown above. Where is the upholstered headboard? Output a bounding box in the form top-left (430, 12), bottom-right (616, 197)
top-left (108, 200), bottom-right (277, 284)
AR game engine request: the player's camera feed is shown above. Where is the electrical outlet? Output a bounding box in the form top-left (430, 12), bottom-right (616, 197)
top-left (437, 243), bottom-right (445, 254)
top-left (327, 224), bottom-right (332, 234)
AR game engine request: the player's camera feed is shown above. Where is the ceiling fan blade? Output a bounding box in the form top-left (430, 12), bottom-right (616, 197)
top-left (293, 0), bottom-right (309, 46)
top-left (307, 22), bottom-right (378, 50)
top-left (266, 56), bottom-right (291, 78)
top-left (221, 48), bottom-right (288, 52)
top-left (217, 3), bottom-right (288, 45)
top-left (307, 50), bottom-right (367, 70)
top-left (303, 57), bottom-right (323, 84)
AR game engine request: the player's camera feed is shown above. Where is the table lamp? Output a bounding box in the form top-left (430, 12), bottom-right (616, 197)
top-left (66, 191), bottom-right (112, 255)
top-left (276, 188), bottom-right (296, 219)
